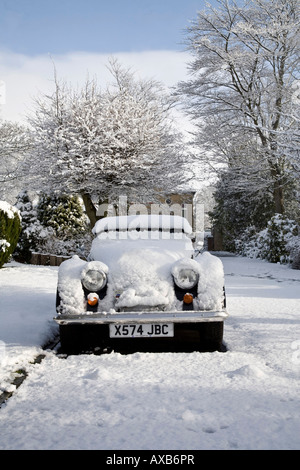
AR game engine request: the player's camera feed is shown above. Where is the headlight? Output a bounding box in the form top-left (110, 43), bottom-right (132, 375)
top-left (82, 269), bottom-right (107, 291)
top-left (173, 268), bottom-right (199, 290)
top-left (81, 261), bottom-right (108, 291)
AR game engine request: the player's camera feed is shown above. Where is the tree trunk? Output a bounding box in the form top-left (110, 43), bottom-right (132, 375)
top-left (81, 192), bottom-right (98, 229)
top-left (273, 183), bottom-right (284, 215)
top-left (270, 159), bottom-right (285, 215)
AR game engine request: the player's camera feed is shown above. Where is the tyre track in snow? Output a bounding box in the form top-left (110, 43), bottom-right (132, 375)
top-left (0, 337), bottom-right (60, 408)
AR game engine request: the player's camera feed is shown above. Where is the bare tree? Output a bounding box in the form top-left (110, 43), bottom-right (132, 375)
top-left (177, 0), bottom-right (300, 214)
top-left (278, 85), bottom-right (300, 180)
top-left (0, 121), bottom-right (32, 200)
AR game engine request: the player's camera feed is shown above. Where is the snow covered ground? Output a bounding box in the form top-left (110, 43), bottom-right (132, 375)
top-left (0, 254), bottom-right (299, 450)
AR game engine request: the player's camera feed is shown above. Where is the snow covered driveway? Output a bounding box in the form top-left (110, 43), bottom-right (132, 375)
top-left (0, 256), bottom-right (299, 450)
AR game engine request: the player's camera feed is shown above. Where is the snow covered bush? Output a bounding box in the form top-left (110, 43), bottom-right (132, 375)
top-left (209, 165), bottom-right (274, 252)
top-left (14, 191), bottom-right (91, 261)
top-left (0, 200), bottom-right (21, 268)
top-left (37, 193), bottom-right (91, 258)
top-left (37, 193), bottom-right (87, 238)
top-left (235, 226), bottom-right (263, 260)
top-left (236, 214), bottom-right (299, 264)
top-left (288, 236), bottom-right (300, 270)
top-left (13, 190), bottom-right (48, 263)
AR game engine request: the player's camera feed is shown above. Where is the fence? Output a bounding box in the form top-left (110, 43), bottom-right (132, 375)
top-left (30, 252), bottom-right (72, 267)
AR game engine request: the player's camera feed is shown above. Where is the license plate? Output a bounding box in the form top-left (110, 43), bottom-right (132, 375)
top-left (109, 323), bottom-right (174, 338)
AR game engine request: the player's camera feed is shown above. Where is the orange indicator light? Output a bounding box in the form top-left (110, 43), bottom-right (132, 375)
top-left (183, 293), bottom-right (193, 304)
top-left (87, 293), bottom-right (99, 306)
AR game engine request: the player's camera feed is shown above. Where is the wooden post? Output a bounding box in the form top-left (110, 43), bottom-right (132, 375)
top-left (40, 254), bottom-right (50, 265)
top-left (49, 255), bottom-right (57, 266)
top-left (31, 253), bottom-right (41, 265)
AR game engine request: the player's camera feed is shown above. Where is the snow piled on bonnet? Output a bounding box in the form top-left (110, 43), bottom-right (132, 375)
top-left (57, 231), bottom-right (224, 313)
top-left (88, 236), bottom-right (193, 311)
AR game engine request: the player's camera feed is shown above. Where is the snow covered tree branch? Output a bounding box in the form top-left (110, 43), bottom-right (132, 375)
top-left (177, 0), bottom-right (300, 215)
top-left (28, 60), bottom-right (185, 227)
top-left (0, 121), bottom-right (32, 199)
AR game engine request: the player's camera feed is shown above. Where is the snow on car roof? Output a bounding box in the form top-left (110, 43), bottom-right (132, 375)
top-left (93, 214), bottom-right (193, 235)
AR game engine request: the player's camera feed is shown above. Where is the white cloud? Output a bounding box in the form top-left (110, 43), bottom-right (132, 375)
top-left (0, 49), bottom-right (191, 123)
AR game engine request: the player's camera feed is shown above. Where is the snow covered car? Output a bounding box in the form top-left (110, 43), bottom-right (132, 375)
top-left (54, 214), bottom-right (228, 353)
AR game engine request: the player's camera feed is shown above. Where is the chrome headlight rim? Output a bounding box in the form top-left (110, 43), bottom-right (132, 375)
top-left (81, 268), bottom-right (107, 291)
top-left (173, 267), bottom-right (199, 290)
top-left (81, 261), bottom-right (108, 292)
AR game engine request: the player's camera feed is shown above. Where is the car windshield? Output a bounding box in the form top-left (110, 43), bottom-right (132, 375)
top-left (89, 215), bottom-right (195, 263)
top-left (93, 215), bottom-right (193, 237)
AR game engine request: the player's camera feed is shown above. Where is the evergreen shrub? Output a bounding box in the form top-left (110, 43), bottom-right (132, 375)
top-left (14, 190), bottom-right (47, 263)
top-left (14, 191), bottom-right (90, 261)
top-left (0, 201), bottom-right (21, 268)
top-left (236, 214), bottom-right (299, 264)
top-left (37, 193), bottom-right (87, 238)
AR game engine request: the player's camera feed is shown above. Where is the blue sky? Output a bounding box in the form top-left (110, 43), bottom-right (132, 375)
top-left (0, 0), bottom-right (216, 122)
top-left (0, 0), bottom-right (210, 55)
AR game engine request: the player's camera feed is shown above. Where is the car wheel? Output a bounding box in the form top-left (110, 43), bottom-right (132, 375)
top-left (59, 324), bottom-right (110, 355)
top-left (59, 324), bottom-right (83, 354)
top-left (201, 321), bottom-right (224, 352)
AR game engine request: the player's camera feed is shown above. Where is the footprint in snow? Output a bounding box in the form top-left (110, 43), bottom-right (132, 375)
top-left (182, 409), bottom-right (223, 435)
top-left (82, 369), bottom-right (100, 380)
top-left (226, 364), bottom-right (267, 379)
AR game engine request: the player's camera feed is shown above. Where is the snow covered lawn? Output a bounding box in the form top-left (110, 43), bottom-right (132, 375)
top-left (0, 255), bottom-right (299, 450)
